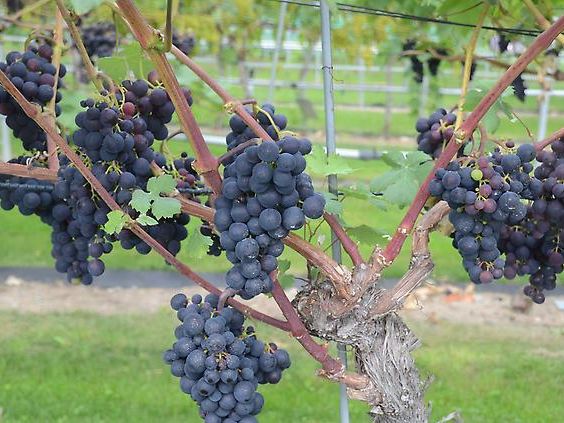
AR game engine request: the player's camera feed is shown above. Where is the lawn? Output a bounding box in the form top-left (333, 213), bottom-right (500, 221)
top-left (0, 311), bottom-right (562, 422)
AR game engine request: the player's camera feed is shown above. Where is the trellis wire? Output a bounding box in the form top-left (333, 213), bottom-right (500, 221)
top-left (267, 0), bottom-right (542, 37)
top-left (319, 2), bottom-right (350, 422)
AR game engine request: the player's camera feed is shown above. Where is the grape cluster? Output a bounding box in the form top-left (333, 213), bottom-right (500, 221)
top-left (172, 32), bottom-right (196, 56)
top-left (402, 40), bottom-right (423, 83)
top-left (201, 222), bottom-right (223, 257)
top-left (215, 105), bottom-right (325, 299)
top-left (78, 23), bottom-right (195, 60)
top-left (430, 140), bottom-right (563, 302)
top-left (0, 157), bottom-right (55, 218)
top-left (70, 89), bottom-right (193, 271)
top-left (499, 140), bottom-right (563, 303)
top-left (0, 43), bottom-right (66, 151)
top-left (164, 293), bottom-right (290, 423)
top-left (415, 108), bottom-right (457, 159)
top-left (511, 73), bottom-right (526, 102)
top-left (429, 143), bottom-right (539, 285)
top-left (79, 22), bottom-right (116, 59)
top-left (6, 77), bottom-right (195, 284)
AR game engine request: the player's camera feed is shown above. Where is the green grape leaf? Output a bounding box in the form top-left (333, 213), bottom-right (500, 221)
top-left (68, 0), bottom-right (103, 14)
top-left (136, 214), bottom-right (158, 226)
top-left (320, 192), bottom-right (343, 216)
top-left (147, 174), bottom-right (177, 196)
top-left (97, 56), bottom-right (128, 82)
top-left (306, 146), bottom-right (354, 176)
top-left (277, 259), bottom-right (291, 273)
top-left (130, 190), bottom-right (152, 214)
top-left (339, 184), bottom-right (373, 200)
top-left (483, 108), bottom-right (501, 134)
top-left (121, 43), bottom-right (153, 80)
top-left (345, 224), bottom-right (387, 246)
top-left (380, 151), bottom-right (407, 168)
top-left (369, 196), bottom-right (388, 210)
top-left (383, 171), bottom-right (420, 208)
top-left (185, 219), bottom-right (213, 259)
top-left (370, 169), bottom-right (403, 193)
top-left (309, 267), bottom-right (320, 281)
top-left (151, 197), bottom-right (181, 220)
top-left (278, 274), bottom-right (295, 288)
top-left (103, 210), bottom-right (128, 234)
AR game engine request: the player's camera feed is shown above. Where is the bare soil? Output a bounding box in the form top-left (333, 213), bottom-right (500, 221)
top-left (1, 276), bottom-right (563, 329)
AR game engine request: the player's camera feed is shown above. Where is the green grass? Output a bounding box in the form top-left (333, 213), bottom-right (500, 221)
top-left (0, 311), bottom-right (562, 422)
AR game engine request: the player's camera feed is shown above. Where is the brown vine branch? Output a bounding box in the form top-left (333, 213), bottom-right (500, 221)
top-left (115, 0), bottom-right (223, 195)
top-left (0, 70), bottom-right (289, 333)
top-left (323, 212), bottom-right (363, 267)
top-left (534, 127), bottom-right (564, 151)
top-left (0, 162), bottom-right (57, 180)
top-left (54, 0), bottom-right (103, 92)
top-left (372, 201), bottom-right (450, 316)
top-left (45, 7), bottom-right (64, 172)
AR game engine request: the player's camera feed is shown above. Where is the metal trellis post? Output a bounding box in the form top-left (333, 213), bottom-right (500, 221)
top-left (267, 1), bottom-right (288, 102)
top-left (0, 40), bottom-right (11, 162)
top-left (319, 2), bottom-right (350, 423)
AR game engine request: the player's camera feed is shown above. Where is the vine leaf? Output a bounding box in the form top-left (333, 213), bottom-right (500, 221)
top-left (307, 146), bottom-right (354, 176)
top-left (277, 260), bottom-right (294, 287)
top-left (136, 214), bottom-right (158, 226)
top-left (370, 151), bottom-right (431, 208)
top-left (185, 219), bottom-right (212, 259)
top-left (147, 174), bottom-right (177, 196)
top-left (345, 224), bottom-right (387, 246)
top-left (320, 192), bottom-right (343, 216)
top-left (151, 197), bottom-right (181, 220)
top-left (97, 57), bottom-right (128, 82)
top-left (104, 210), bottom-right (129, 234)
top-left (130, 190), bottom-right (152, 214)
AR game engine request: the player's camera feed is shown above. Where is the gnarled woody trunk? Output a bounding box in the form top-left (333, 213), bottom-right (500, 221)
top-left (294, 284), bottom-right (428, 423)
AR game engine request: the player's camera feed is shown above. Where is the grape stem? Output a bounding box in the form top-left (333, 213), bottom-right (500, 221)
top-left (164, 0), bottom-right (173, 52)
top-left (534, 127), bottom-right (564, 151)
top-left (0, 69), bottom-right (290, 333)
top-left (455, 3), bottom-right (489, 129)
top-left (523, 0), bottom-right (564, 45)
top-left (54, 0), bottom-right (104, 92)
top-left (217, 138), bottom-right (259, 164)
top-left (115, 0), bottom-right (223, 195)
top-left (217, 288), bottom-right (238, 311)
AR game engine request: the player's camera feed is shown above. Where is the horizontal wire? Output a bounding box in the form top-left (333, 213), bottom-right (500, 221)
top-left (266, 0), bottom-right (542, 37)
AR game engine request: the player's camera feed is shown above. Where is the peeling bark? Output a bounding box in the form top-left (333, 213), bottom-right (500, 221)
top-left (294, 283), bottom-right (428, 422)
